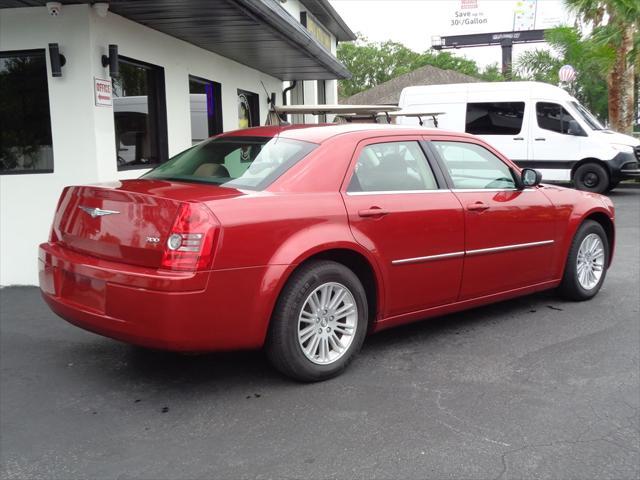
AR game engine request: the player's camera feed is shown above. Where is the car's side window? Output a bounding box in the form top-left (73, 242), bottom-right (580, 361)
top-left (432, 141), bottom-right (516, 190)
top-left (347, 141), bottom-right (438, 192)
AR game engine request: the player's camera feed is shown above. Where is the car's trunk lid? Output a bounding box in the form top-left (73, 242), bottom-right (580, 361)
top-left (51, 179), bottom-right (240, 268)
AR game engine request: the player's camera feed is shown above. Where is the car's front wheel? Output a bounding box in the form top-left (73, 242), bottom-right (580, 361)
top-left (558, 220), bottom-right (609, 301)
top-left (266, 260), bottom-right (368, 382)
top-left (573, 162), bottom-right (609, 193)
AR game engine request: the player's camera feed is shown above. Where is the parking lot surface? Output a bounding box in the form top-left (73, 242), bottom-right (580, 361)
top-left (1, 186), bottom-right (639, 480)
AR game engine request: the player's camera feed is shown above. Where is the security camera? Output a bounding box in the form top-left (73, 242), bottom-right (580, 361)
top-left (93, 2), bottom-right (109, 18)
top-left (46, 2), bottom-right (62, 16)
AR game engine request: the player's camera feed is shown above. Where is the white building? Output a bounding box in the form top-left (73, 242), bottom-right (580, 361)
top-left (0, 0), bottom-right (355, 286)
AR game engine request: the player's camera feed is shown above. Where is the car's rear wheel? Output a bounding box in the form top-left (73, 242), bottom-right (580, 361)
top-left (573, 162), bottom-right (609, 193)
top-left (558, 220), bottom-right (609, 301)
top-left (266, 260), bottom-right (368, 382)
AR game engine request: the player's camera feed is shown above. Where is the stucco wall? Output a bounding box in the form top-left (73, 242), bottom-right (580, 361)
top-left (0, 4), bottom-right (282, 285)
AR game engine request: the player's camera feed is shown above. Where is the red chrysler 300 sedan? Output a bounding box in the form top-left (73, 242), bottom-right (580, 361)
top-left (39, 124), bottom-right (615, 381)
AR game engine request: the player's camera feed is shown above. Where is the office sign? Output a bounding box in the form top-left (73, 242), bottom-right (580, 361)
top-left (94, 77), bottom-right (112, 107)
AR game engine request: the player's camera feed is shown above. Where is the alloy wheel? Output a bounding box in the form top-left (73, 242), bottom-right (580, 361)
top-left (576, 233), bottom-right (605, 290)
top-left (297, 282), bottom-right (358, 365)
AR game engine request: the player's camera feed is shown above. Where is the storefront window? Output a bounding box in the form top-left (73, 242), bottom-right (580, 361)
top-left (237, 89), bottom-right (260, 129)
top-left (0, 50), bottom-right (53, 174)
top-left (112, 57), bottom-right (167, 170)
top-left (189, 76), bottom-right (222, 145)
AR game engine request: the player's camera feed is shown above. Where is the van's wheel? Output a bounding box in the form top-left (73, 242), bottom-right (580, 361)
top-left (573, 162), bottom-right (609, 193)
top-left (266, 260), bottom-right (368, 382)
top-left (558, 220), bottom-right (609, 301)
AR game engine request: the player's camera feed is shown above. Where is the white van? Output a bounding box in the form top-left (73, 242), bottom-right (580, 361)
top-left (397, 81), bottom-right (640, 193)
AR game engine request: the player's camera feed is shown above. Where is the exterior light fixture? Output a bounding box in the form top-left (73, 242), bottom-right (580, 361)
top-left (101, 44), bottom-right (119, 78)
top-left (48, 43), bottom-right (66, 77)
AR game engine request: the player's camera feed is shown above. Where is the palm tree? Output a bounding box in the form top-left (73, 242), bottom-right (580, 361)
top-left (564, 0), bottom-right (639, 133)
top-left (516, 27), bottom-right (611, 121)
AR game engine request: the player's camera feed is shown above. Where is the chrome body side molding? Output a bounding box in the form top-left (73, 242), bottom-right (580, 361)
top-left (392, 240), bottom-right (554, 266)
top-left (391, 251), bottom-right (465, 265)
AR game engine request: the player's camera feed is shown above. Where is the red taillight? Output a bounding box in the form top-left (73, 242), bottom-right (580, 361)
top-left (49, 186), bottom-right (70, 243)
top-left (160, 203), bottom-right (219, 272)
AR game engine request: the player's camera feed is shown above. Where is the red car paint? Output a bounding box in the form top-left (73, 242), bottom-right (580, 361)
top-left (39, 125), bottom-right (615, 351)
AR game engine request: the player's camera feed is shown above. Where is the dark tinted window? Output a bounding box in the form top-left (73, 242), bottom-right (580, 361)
top-left (0, 50), bottom-right (53, 174)
top-left (143, 136), bottom-right (317, 190)
top-left (465, 102), bottom-right (525, 135)
top-left (348, 141), bottom-right (438, 192)
top-left (433, 141), bottom-right (516, 190)
top-left (536, 102), bottom-right (584, 135)
top-left (113, 57), bottom-right (168, 170)
top-left (189, 76), bottom-right (222, 145)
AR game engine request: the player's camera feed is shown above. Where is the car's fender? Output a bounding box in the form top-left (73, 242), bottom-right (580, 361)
top-left (541, 185), bottom-right (615, 279)
top-left (242, 226), bottom-right (386, 348)
top-left (267, 224), bottom-right (386, 313)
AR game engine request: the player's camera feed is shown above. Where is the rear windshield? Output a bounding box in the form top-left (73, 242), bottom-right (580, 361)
top-left (142, 136), bottom-right (317, 190)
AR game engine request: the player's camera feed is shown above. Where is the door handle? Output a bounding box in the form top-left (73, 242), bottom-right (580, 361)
top-left (513, 137), bottom-right (525, 141)
top-left (534, 137), bottom-right (546, 141)
top-left (358, 206), bottom-right (388, 218)
top-left (467, 201), bottom-right (490, 212)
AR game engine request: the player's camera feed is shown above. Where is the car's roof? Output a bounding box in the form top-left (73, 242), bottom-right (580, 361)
top-left (219, 123), bottom-right (469, 144)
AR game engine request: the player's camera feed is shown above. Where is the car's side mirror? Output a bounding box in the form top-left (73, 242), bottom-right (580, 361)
top-left (521, 168), bottom-right (542, 188)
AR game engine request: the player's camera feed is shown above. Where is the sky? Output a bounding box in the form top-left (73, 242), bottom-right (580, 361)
top-left (328, 0), bottom-right (573, 69)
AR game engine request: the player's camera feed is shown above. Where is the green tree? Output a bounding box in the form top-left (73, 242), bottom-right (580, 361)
top-left (564, 0), bottom-right (639, 132)
top-left (337, 36), bottom-right (421, 97)
top-left (515, 26), bottom-right (612, 121)
top-left (337, 35), bottom-right (503, 99)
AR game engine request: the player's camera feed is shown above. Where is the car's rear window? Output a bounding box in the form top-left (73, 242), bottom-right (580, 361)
top-left (142, 136), bottom-right (318, 190)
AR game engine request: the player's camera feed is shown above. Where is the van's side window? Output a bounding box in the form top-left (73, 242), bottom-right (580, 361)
top-left (465, 102), bottom-right (525, 135)
top-left (432, 141), bottom-right (516, 190)
top-left (536, 102), bottom-right (584, 136)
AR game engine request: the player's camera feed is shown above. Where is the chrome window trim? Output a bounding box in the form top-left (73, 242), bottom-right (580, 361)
top-left (451, 188), bottom-right (537, 193)
top-left (346, 187), bottom-right (539, 195)
top-left (346, 189), bottom-right (448, 196)
top-left (392, 240), bottom-right (554, 266)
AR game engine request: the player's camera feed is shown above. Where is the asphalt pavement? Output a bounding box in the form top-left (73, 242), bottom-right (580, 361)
top-left (1, 186), bottom-right (639, 480)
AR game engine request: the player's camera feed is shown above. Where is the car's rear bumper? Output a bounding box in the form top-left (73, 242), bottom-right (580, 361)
top-left (39, 243), bottom-right (287, 351)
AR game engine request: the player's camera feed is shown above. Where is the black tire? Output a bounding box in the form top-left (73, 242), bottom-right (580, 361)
top-left (606, 180), bottom-right (620, 193)
top-left (558, 220), bottom-right (609, 301)
top-left (573, 162), bottom-right (609, 193)
top-left (266, 260), bottom-right (368, 382)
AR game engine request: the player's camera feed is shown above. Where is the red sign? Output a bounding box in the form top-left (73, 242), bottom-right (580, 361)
top-left (94, 78), bottom-right (112, 107)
